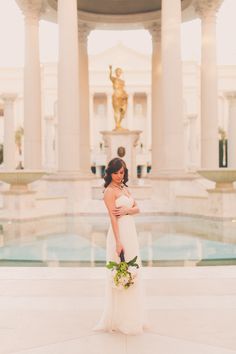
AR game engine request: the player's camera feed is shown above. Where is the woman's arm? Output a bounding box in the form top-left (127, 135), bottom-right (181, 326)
top-left (127, 200), bottom-right (140, 215)
top-left (112, 186), bottom-right (140, 217)
top-left (112, 199), bottom-right (140, 217)
top-left (104, 189), bottom-right (124, 256)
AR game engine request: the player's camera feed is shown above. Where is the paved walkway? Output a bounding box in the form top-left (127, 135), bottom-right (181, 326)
top-left (0, 266), bottom-right (236, 354)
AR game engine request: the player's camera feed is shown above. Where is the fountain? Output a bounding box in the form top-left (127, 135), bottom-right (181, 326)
top-left (0, 170), bottom-right (49, 220)
top-left (197, 169), bottom-right (236, 219)
top-left (0, 170), bottom-right (46, 192)
top-left (197, 169), bottom-right (236, 192)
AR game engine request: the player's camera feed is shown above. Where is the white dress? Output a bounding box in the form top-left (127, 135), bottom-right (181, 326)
top-left (94, 194), bottom-right (148, 335)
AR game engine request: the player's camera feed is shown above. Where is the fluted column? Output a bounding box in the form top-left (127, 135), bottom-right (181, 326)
top-left (148, 23), bottom-right (162, 176)
top-left (89, 92), bottom-right (94, 151)
top-left (44, 115), bottom-right (55, 169)
top-left (146, 91), bottom-right (152, 152)
top-left (187, 114), bottom-right (198, 170)
top-left (107, 93), bottom-right (113, 130)
top-left (0, 94), bottom-right (17, 169)
top-left (161, 0), bottom-right (185, 174)
top-left (195, 0), bottom-right (223, 169)
top-left (78, 22), bottom-right (92, 175)
top-left (225, 92), bottom-right (236, 168)
top-left (58, 0), bottom-right (80, 173)
top-left (127, 92), bottom-right (134, 130)
top-left (16, 0), bottom-right (43, 169)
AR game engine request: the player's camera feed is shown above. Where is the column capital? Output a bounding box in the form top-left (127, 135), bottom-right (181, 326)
top-left (78, 22), bottom-right (93, 44)
top-left (16, 0), bottom-right (45, 21)
top-left (0, 93), bottom-right (18, 103)
top-left (194, 0), bottom-right (223, 19)
top-left (147, 22), bottom-right (161, 42)
top-left (224, 91), bottom-right (236, 101)
top-left (187, 113), bottom-right (198, 120)
top-left (44, 115), bottom-right (54, 122)
top-left (224, 91), bottom-right (236, 106)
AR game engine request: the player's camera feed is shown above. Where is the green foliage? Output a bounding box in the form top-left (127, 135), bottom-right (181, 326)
top-left (106, 261), bottom-right (118, 269)
top-left (106, 255), bottom-right (139, 271)
top-left (106, 255), bottom-right (139, 290)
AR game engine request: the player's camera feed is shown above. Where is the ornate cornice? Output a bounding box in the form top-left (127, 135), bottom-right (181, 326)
top-left (0, 93), bottom-right (18, 103)
top-left (224, 91), bottom-right (236, 102)
top-left (146, 22), bottom-right (161, 43)
top-left (194, 0), bottom-right (224, 19)
top-left (15, 0), bottom-right (45, 21)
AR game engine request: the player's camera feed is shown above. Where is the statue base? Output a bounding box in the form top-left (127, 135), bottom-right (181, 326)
top-left (100, 129), bottom-right (142, 181)
top-left (112, 126), bottom-right (129, 133)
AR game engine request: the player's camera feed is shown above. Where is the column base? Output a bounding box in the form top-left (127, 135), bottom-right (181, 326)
top-left (43, 170), bottom-right (95, 181)
top-left (148, 169), bottom-right (199, 180)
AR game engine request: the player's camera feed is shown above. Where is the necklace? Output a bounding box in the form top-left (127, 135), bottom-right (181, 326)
top-left (110, 182), bottom-right (123, 190)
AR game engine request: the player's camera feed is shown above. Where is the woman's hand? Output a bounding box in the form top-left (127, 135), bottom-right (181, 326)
top-left (112, 206), bottom-right (129, 218)
top-left (116, 240), bottom-right (124, 257)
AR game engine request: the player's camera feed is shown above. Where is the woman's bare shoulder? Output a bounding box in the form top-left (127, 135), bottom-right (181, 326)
top-left (103, 186), bottom-right (115, 200)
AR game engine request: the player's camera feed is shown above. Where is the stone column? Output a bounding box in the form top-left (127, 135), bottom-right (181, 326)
top-left (78, 22), bottom-right (92, 175)
top-left (148, 23), bottom-right (162, 176)
top-left (146, 91), bottom-right (152, 151)
top-left (195, 0), bottom-right (223, 169)
top-left (127, 92), bottom-right (134, 130)
top-left (187, 114), bottom-right (198, 170)
top-left (161, 0), bottom-right (185, 174)
top-left (16, 0), bottom-right (43, 170)
top-left (44, 115), bottom-right (55, 170)
top-left (58, 0), bottom-right (80, 174)
top-left (107, 93), bottom-right (113, 131)
top-left (53, 120), bottom-right (58, 170)
top-left (0, 94), bottom-right (17, 169)
top-left (225, 92), bottom-right (236, 168)
top-left (89, 92), bottom-right (94, 151)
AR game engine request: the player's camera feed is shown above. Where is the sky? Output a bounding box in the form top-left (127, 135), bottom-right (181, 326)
top-left (0, 0), bottom-right (235, 67)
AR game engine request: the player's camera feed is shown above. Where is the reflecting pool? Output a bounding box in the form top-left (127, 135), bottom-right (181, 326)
top-left (0, 215), bottom-right (236, 266)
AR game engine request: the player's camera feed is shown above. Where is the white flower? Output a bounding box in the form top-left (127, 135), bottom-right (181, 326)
top-left (107, 256), bottom-right (139, 290)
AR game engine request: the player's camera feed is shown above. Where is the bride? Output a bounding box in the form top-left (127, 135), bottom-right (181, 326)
top-left (94, 157), bottom-right (148, 335)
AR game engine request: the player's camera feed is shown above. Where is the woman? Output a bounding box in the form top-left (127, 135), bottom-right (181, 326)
top-left (94, 157), bottom-right (148, 335)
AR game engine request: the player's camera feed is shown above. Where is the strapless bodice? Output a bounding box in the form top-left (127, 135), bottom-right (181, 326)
top-left (115, 195), bottom-right (134, 208)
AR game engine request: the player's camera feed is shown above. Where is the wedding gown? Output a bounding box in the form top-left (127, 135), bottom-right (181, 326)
top-left (94, 194), bottom-right (148, 335)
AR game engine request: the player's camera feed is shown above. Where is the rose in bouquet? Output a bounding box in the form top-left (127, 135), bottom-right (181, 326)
top-left (106, 251), bottom-right (139, 290)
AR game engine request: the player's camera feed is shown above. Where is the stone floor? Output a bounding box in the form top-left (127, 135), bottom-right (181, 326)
top-left (0, 266), bottom-right (236, 354)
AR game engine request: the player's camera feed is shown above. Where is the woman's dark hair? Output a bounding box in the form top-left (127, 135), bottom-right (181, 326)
top-left (104, 158), bottom-right (128, 188)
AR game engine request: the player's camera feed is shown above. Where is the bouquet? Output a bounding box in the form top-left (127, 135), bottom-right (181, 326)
top-left (106, 251), bottom-right (139, 290)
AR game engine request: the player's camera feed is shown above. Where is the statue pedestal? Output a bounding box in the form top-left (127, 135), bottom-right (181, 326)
top-left (100, 130), bottom-right (141, 181)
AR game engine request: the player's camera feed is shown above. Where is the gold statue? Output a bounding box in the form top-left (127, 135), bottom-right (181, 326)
top-left (109, 65), bottom-right (128, 130)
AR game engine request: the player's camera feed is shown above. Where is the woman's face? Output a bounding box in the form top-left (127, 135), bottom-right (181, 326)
top-left (111, 166), bottom-right (125, 184)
